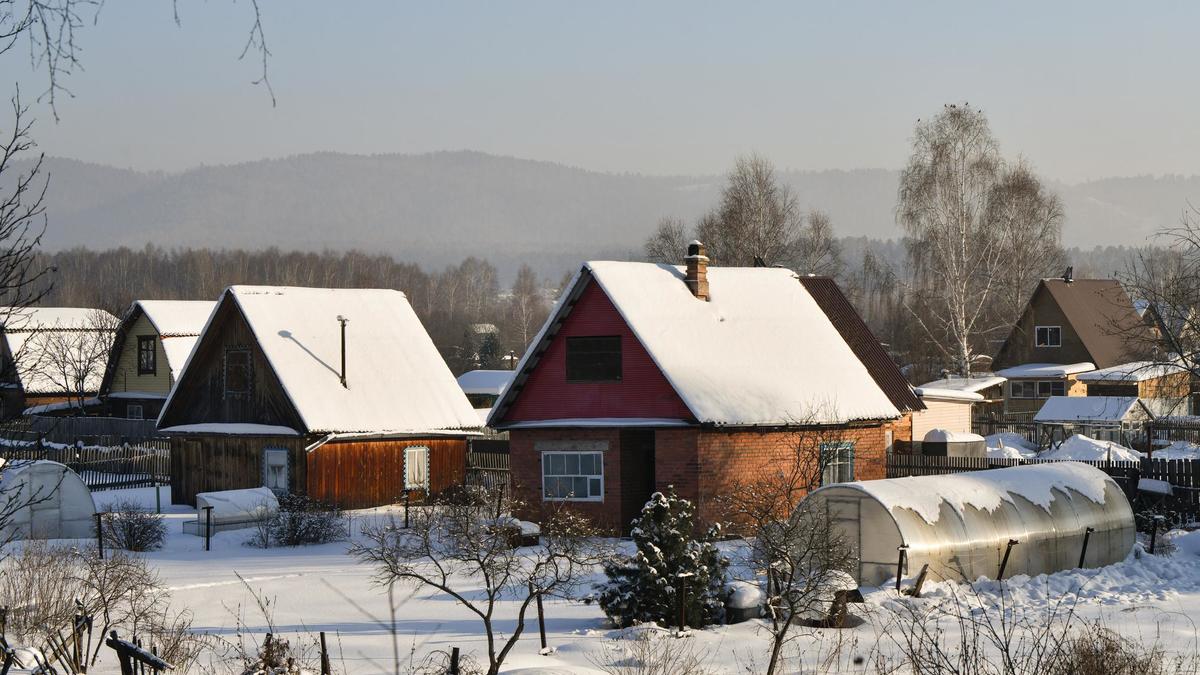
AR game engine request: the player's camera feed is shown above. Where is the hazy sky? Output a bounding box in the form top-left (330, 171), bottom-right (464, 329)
top-left (7, 1), bottom-right (1199, 182)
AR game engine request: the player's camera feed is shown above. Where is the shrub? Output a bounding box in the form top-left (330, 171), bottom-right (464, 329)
top-left (102, 500), bottom-right (167, 552)
top-left (247, 494), bottom-right (346, 548)
top-left (596, 488), bottom-right (729, 629)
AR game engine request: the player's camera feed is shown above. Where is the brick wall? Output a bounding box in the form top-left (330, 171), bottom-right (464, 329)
top-left (511, 423), bottom-right (889, 532)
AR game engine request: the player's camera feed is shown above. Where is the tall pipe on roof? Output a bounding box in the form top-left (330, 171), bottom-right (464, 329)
top-left (336, 315), bottom-right (349, 388)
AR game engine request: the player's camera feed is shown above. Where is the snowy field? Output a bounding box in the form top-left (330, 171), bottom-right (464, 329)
top-left (26, 487), bottom-right (1199, 673)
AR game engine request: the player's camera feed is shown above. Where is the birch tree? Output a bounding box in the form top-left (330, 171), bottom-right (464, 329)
top-left (899, 104), bottom-right (1063, 377)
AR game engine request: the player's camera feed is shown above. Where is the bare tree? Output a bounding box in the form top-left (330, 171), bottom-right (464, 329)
top-left (697, 154), bottom-right (801, 267)
top-left (643, 216), bottom-right (688, 264)
top-left (899, 103), bottom-right (1064, 377)
top-left (507, 263), bottom-right (546, 350)
top-left (351, 489), bottom-right (611, 675)
top-left (31, 307), bottom-right (116, 412)
top-left (987, 161), bottom-right (1066, 326)
top-left (794, 210), bottom-right (844, 277)
top-left (717, 424), bottom-right (858, 675)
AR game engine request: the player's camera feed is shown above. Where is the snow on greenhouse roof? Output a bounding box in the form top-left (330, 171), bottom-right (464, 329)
top-left (495, 262), bottom-right (899, 427)
top-left (456, 369), bottom-right (513, 396)
top-left (1033, 396), bottom-right (1147, 423)
top-left (164, 286), bottom-right (482, 435)
top-left (996, 362), bottom-right (1096, 378)
top-left (834, 462), bottom-right (1113, 525)
top-left (1076, 361), bottom-right (1187, 383)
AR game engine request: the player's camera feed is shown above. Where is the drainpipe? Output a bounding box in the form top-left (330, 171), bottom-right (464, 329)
top-left (336, 315), bottom-right (349, 388)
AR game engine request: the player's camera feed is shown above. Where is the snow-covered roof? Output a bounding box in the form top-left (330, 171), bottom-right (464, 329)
top-left (0, 307), bottom-right (118, 396)
top-left (502, 417), bottom-right (694, 429)
top-left (914, 387), bottom-right (984, 402)
top-left (1076, 361), bottom-right (1188, 383)
top-left (159, 423), bottom-right (301, 436)
top-left (1033, 396), bottom-right (1147, 423)
top-left (496, 263), bottom-right (900, 427)
top-left (995, 362), bottom-right (1096, 378)
top-left (826, 462), bottom-right (1115, 525)
top-left (135, 300), bottom-right (215, 337)
top-left (23, 397), bottom-right (102, 416)
top-left (163, 286), bottom-right (481, 435)
top-left (1042, 434), bottom-right (1144, 462)
top-left (161, 335), bottom-right (200, 381)
top-left (916, 375), bottom-right (1006, 394)
top-left (457, 369), bottom-right (514, 396)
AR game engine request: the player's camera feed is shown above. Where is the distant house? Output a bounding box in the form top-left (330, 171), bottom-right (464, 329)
top-left (0, 307), bottom-right (118, 417)
top-left (1033, 395), bottom-right (1152, 446)
top-left (488, 244), bottom-right (905, 530)
top-left (992, 273), bottom-right (1150, 415)
top-left (915, 374), bottom-right (1007, 423)
top-left (99, 300), bottom-right (215, 420)
top-left (456, 369), bottom-right (514, 410)
top-left (1076, 361), bottom-right (1190, 417)
top-left (157, 286), bottom-right (481, 508)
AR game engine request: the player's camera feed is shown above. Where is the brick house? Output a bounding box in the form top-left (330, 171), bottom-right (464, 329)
top-left (487, 244), bottom-right (906, 531)
top-left (992, 272), bottom-right (1150, 415)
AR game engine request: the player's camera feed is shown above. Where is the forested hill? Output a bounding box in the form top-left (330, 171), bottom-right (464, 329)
top-left (12, 151), bottom-right (1199, 278)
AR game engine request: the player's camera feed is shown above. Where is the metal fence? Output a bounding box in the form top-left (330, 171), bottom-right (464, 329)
top-left (0, 439), bottom-right (171, 491)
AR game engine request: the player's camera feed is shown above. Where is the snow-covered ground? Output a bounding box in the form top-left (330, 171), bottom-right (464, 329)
top-left (21, 487), bottom-right (1200, 673)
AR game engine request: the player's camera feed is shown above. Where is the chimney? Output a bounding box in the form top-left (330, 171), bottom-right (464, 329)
top-left (1062, 266), bottom-right (1074, 283)
top-left (685, 240), bottom-right (710, 301)
top-left (336, 315), bottom-right (349, 388)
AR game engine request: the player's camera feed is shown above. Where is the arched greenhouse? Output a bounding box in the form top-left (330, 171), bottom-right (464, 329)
top-left (0, 460), bottom-right (96, 541)
top-left (802, 462), bottom-right (1135, 587)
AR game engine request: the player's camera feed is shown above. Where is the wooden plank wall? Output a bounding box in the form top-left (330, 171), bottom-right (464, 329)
top-left (170, 435), bottom-right (307, 507)
top-left (307, 437), bottom-right (467, 509)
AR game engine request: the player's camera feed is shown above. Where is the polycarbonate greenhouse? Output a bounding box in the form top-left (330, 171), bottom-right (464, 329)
top-left (0, 460), bottom-right (95, 541)
top-left (803, 462), bottom-right (1135, 587)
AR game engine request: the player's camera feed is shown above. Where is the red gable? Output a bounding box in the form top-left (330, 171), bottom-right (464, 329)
top-left (499, 279), bottom-right (693, 424)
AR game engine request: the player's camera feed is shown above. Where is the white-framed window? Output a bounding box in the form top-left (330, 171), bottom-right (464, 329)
top-left (542, 450), bottom-right (604, 501)
top-left (1035, 325), bottom-right (1062, 347)
top-left (262, 448), bottom-right (289, 494)
top-left (820, 441), bottom-right (855, 486)
top-left (404, 446), bottom-right (430, 490)
top-left (126, 404), bottom-right (144, 420)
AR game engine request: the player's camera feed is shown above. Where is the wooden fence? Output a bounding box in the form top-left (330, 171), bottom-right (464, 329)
top-left (887, 454), bottom-right (1200, 523)
top-left (0, 440), bottom-right (171, 491)
top-left (465, 440), bottom-right (510, 492)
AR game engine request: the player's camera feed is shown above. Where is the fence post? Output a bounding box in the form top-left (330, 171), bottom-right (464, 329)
top-left (95, 512), bottom-right (104, 559)
top-left (895, 545), bottom-right (908, 592)
top-left (319, 631), bottom-right (331, 675)
top-left (1078, 526), bottom-right (1095, 568)
top-left (403, 490), bottom-right (410, 529)
top-left (998, 539), bottom-right (1019, 580)
top-left (449, 646), bottom-right (460, 675)
top-left (203, 506), bottom-right (213, 552)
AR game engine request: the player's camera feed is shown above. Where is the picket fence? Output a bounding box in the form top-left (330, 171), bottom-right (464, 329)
top-left (0, 440), bottom-right (171, 491)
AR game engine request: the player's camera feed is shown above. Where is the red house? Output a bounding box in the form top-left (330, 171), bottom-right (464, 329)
top-left (488, 243), bottom-right (910, 531)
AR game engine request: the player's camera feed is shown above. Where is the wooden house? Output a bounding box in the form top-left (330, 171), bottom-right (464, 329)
top-left (99, 300), bottom-right (215, 420)
top-left (0, 307), bottom-right (119, 417)
top-left (488, 244), bottom-right (906, 531)
top-left (914, 374), bottom-right (1007, 430)
top-left (1076, 361), bottom-right (1190, 417)
top-left (992, 273), bottom-right (1150, 415)
top-left (157, 286), bottom-right (482, 508)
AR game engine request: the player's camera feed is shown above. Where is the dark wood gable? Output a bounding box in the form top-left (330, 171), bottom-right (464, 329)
top-left (158, 294), bottom-right (305, 431)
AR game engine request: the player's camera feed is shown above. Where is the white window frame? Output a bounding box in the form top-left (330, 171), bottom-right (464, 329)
top-left (262, 448), bottom-right (290, 494)
top-left (404, 446), bottom-right (430, 490)
top-left (1035, 325), bottom-right (1062, 348)
top-left (541, 450), bottom-right (604, 502)
top-left (126, 404), bottom-right (144, 420)
top-left (820, 441), bottom-right (855, 486)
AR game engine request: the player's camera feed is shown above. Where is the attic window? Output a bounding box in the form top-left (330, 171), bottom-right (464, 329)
top-left (1035, 326), bottom-right (1061, 348)
top-left (137, 336), bottom-right (156, 375)
top-left (224, 348), bottom-right (253, 398)
top-left (565, 336), bottom-right (622, 382)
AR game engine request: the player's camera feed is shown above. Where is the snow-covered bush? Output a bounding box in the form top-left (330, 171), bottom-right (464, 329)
top-left (102, 499), bottom-right (167, 551)
top-left (596, 488), bottom-right (729, 629)
top-left (247, 494), bottom-right (346, 548)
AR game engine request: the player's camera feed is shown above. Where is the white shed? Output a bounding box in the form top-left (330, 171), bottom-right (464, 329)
top-left (0, 460), bottom-right (96, 541)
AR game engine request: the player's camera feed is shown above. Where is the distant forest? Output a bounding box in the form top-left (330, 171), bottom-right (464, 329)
top-left (31, 240), bottom-right (1150, 378)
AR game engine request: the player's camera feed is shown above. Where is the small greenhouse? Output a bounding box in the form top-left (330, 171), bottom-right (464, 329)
top-left (0, 460), bottom-right (96, 541)
top-left (802, 462), bottom-right (1135, 587)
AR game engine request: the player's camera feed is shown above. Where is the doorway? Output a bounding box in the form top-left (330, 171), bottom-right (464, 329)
top-left (619, 429), bottom-right (656, 534)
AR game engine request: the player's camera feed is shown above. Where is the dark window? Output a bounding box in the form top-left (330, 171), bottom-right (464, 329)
top-left (224, 348), bottom-right (252, 397)
top-left (1035, 326), bottom-right (1061, 347)
top-left (565, 336), bottom-right (622, 382)
top-left (1037, 380), bottom-right (1066, 398)
top-left (1010, 381), bottom-right (1037, 399)
top-left (126, 404), bottom-right (144, 420)
top-left (137, 336), bottom-right (157, 375)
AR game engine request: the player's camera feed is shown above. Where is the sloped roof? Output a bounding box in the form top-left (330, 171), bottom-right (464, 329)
top-left (1033, 396), bottom-right (1148, 423)
top-left (917, 375), bottom-right (1007, 394)
top-left (1076, 361), bottom-right (1188, 383)
top-left (997, 362), bottom-right (1095, 378)
top-left (457, 369), bottom-right (514, 396)
top-left (136, 300), bottom-right (216, 337)
top-left (493, 262), bottom-right (900, 427)
top-left (1, 307), bottom-right (117, 396)
top-left (162, 286), bottom-right (481, 435)
top-left (798, 276), bottom-right (923, 413)
top-left (1041, 279), bottom-right (1148, 368)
